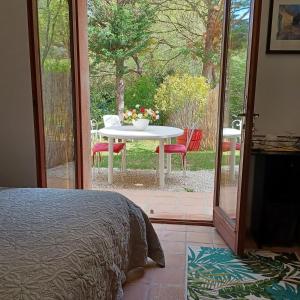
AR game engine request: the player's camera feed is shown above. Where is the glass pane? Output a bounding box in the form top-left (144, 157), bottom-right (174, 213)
top-left (37, 0), bottom-right (76, 188)
top-left (219, 0), bottom-right (251, 222)
top-left (88, 0), bottom-right (225, 221)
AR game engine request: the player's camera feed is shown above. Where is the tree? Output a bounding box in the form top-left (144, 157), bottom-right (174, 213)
top-left (38, 0), bottom-right (70, 66)
top-left (88, 0), bottom-right (156, 119)
top-left (146, 0), bottom-right (224, 85)
top-left (200, 0), bottom-right (224, 83)
top-left (148, 0), bottom-right (250, 85)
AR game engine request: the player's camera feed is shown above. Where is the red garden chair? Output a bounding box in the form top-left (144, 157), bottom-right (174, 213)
top-left (222, 141), bottom-right (241, 152)
top-left (155, 128), bottom-right (195, 176)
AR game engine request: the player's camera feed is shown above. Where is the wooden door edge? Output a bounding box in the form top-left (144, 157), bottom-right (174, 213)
top-left (236, 0), bottom-right (262, 256)
top-left (70, 0), bottom-right (91, 189)
top-left (213, 207), bottom-right (235, 250)
top-left (26, 0), bottom-right (47, 188)
top-left (213, 0), bottom-right (231, 209)
top-left (213, 0), bottom-right (263, 256)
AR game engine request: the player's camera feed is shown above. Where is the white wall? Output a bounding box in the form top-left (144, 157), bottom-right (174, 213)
top-left (254, 0), bottom-right (300, 136)
top-left (0, 1), bottom-right (38, 187)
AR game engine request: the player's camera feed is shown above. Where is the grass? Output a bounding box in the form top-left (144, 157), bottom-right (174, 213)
top-left (93, 140), bottom-right (240, 171)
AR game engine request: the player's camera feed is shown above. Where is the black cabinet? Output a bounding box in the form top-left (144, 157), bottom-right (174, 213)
top-left (250, 151), bottom-right (300, 246)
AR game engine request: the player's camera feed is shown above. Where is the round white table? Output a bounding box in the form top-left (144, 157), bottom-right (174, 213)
top-left (99, 125), bottom-right (184, 188)
top-left (223, 128), bottom-right (241, 181)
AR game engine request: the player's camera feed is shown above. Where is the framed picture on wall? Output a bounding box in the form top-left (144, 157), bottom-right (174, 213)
top-left (267, 0), bottom-right (300, 53)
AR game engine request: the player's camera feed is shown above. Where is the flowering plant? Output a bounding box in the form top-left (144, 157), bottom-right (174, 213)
top-left (124, 104), bottom-right (160, 123)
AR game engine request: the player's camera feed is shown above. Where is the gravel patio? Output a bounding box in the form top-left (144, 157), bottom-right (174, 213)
top-left (92, 168), bottom-right (215, 193)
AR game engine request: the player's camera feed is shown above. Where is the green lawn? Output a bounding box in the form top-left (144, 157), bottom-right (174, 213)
top-left (93, 140), bottom-right (240, 171)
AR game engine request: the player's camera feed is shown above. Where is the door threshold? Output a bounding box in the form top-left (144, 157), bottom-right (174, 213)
top-left (150, 218), bottom-right (213, 226)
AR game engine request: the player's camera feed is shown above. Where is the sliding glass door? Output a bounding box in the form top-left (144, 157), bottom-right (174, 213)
top-left (36, 0), bottom-right (76, 188)
top-left (213, 0), bottom-right (262, 254)
top-left (28, 0), bottom-right (90, 189)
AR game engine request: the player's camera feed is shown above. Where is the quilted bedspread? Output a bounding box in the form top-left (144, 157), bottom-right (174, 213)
top-left (0, 188), bottom-right (165, 300)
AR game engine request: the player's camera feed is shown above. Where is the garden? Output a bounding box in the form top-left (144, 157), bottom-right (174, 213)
top-left (88, 0), bottom-right (249, 176)
top-left (35, 0), bottom-right (249, 192)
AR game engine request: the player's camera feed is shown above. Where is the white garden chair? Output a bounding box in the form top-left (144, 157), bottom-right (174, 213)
top-left (92, 115), bottom-right (127, 172)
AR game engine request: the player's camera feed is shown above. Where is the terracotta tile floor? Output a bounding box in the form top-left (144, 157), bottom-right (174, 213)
top-left (113, 189), bottom-right (214, 221)
top-left (123, 224), bottom-right (227, 300)
top-left (46, 162), bottom-right (215, 221)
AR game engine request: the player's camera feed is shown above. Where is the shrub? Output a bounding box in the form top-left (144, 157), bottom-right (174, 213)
top-left (124, 75), bottom-right (166, 125)
top-left (154, 74), bottom-right (209, 128)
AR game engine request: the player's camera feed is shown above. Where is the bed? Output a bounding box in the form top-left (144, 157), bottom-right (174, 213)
top-left (0, 188), bottom-right (165, 299)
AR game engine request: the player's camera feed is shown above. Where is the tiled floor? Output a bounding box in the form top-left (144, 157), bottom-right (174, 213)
top-left (113, 189), bottom-right (214, 221)
top-left (123, 224), bottom-right (227, 300)
top-left (47, 163), bottom-right (215, 221)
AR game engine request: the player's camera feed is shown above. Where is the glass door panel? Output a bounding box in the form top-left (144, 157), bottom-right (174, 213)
top-left (37, 0), bottom-right (76, 188)
top-left (219, 0), bottom-right (251, 222)
top-left (214, 0), bottom-right (262, 254)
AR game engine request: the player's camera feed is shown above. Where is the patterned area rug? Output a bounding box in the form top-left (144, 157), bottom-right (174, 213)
top-left (187, 246), bottom-right (300, 300)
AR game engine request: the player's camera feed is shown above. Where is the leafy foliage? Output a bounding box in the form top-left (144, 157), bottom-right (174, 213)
top-left (38, 0), bottom-right (70, 65)
top-left (44, 59), bottom-right (71, 72)
top-left (37, 0), bottom-right (253, 153)
top-left (124, 76), bottom-right (157, 110)
top-left (228, 52), bottom-right (247, 121)
top-left (88, 0), bottom-right (155, 65)
top-left (88, 0), bottom-right (157, 117)
top-left (154, 74), bottom-right (209, 128)
top-left (87, 0), bottom-right (251, 140)
top-left (90, 80), bottom-right (115, 125)
top-left (230, 0), bottom-right (251, 51)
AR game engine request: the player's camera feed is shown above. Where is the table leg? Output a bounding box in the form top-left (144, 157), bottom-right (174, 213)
top-left (229, 137), bottom-right (236, 182)
top-left (166, 138), bottom-right (171, 174)
top-left (159, 139), bottom-right (165, 188)
top-left (108, 137), bottom-right (114, 184)
top-left (122, 139), bottom-right (126, 172)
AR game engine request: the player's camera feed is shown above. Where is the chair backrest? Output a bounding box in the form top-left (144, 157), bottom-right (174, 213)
top-left (232, 119), bottom-right (242, 130)
top-left (185, 128), bottom-right (195, 149)
top-left (185, 123), bottom-right (198, 149)
top-left (103, 115), bottom-right (121, 128)
top-left (90, 119), bottom-right (98, 130)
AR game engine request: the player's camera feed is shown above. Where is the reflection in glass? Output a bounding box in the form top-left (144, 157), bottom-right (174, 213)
top-left (37, 0), bottom-right (75, 188)
top-left (219, 0), bottom-right (251, 222)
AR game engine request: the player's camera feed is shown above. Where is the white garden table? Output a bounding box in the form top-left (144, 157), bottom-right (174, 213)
top-left (99, 125), bottom-right (184, 188)
top-left (223, 128), bottom-right (241, 181)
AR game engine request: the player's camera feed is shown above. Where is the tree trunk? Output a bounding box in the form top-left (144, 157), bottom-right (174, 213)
top-left (202, 4), bottom-right (215, 83)
top-left (202, 63), bottom-right (215, 83)
top-left (115, 59), bottom-right (125, 120)
top-left (202, 1), bottom-right (223, 85)
top-left (132, 54), bottom-right (143, 76)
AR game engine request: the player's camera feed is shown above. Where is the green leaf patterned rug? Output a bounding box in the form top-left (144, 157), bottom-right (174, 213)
top-left (187, 246), bottom-right (300, 300)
